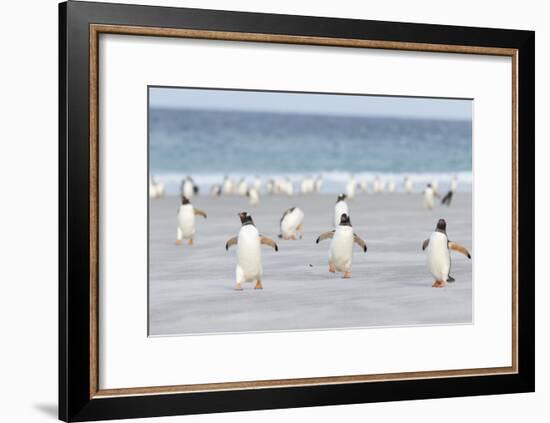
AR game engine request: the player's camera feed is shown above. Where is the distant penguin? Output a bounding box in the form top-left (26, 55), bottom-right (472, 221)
top-left (424, 183), bottom-right (439, 210)
top-left (442, 176), bottom-right (459, 206)
top-left (210, 184), bottom-right (222, 197)
top-left (284, 178), bottom-right (294, 196)
top-left (316, 213), bottom-right (367, 279)
top-left (247, 187), bottom-right (260, 206)
top-left (223, 176), bottom-right (234, 195)
top-left (225, 212), bottom-right (278, 291)
top-left (422, 218), bottom-right (471, 288)
top-left (253, 176), bottom-right (262, 192)
top-left (359, 180), bottom-right (369, 194)
top-left (266, 179), bottom-right (275, 195)
top-left (431, 179), bottom-right (440, 196)
top-left (314, 175), bottom-right (323, 193)
top-left (279, 207), bottom-right (305, 240)
top-left (149, 176), bottom-right (158, 199)
top-left (237, 178), bottom-right (248, 196)
top-left (388, 180), bottom-right (396, 193)
top-left (334, 193), bottom-right (349, 227)
top-left (182, 177), bottom-right (195, 199)
top-left (300, 176), bottom-right (315, 195)
top-left (404, 176), bottom-right (413, 194)
top-left (373, 176), bottom-right (383, 193)
top-left (176, 196), bottom-right (207, 246)
top-left (345, 177), bottom-right (357, 200)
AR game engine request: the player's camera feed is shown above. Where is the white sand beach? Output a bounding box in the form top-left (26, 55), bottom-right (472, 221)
top-left (149, 192), bottom-right (472, 336)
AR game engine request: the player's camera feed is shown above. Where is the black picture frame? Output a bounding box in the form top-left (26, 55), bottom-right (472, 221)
top-left (59, 1), bottom-right (534, 421)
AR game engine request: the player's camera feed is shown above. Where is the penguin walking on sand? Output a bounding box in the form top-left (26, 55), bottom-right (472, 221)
top-left (223, 176), bottom-right (234, 195)
top-left (225, 212), bottom-right (278, 291)
top-left (441, 176), bottom-right (458, 206)
top-left (210, 184), bottom-right (222, 197)
top-left (334, 193), bottom-right (349, 227)
top-left (279, 207), bottom-right (305, 240)
top-left (422, 218), bottom-right (471, 288)
top-left (404, 176), bottom-right (413, 194)
top-left (314, 175), bottom-right (323, 193)
top-left (316, 213), bottom-right (367, 279)
top-left (247, 187), bottom-right (260, 206)
top-left (345, 177), bottom-right (357, 200)
top-left (388, 180), bottom-right (396, 193)
top-left (424, 183), bottom-right (440, 210)
top-left (176, 196), bottom-right (207, 246)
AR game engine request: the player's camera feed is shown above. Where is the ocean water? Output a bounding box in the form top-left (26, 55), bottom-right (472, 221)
top-left (149, 108), bottom-right (472, 193)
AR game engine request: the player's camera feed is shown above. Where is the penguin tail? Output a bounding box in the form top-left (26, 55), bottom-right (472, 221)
top-left (447, 275), bottom-right (456, 283)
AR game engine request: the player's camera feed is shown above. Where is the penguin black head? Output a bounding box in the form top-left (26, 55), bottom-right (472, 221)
top-left (339, 213), bottom-right (352, 226)
top-left (337, 193), bottom-right (347, 203)
top-left (435, 218), bottom-right (447, 233)
top-left (239, 212), bottom-right (254, 226)
top-left (181, 196), bottom-right (190, 205)
top-left (427, 183), bottom-right (432, 188)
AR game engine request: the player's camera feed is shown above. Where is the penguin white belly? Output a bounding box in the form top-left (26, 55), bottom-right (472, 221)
top-left (424, 190), bottom-right (434, 209)
top-left (334, 202), bottom-right (349, 227)
top-left (427, 232), bottom-right (450, 281)
top-left (183, 181), bottom-right (194, 198)
top-left (329, 227), bottom-right (354, 272)
top-left (177, 205), bottom-right (195, 238)
top-left (237, 226), bottom-right (262, 282)
top-left (281, 209), bottom-right (304, 238)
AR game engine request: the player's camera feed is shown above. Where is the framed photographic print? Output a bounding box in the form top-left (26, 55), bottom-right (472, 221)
top-left (59, 1), bottom-right (534, 421)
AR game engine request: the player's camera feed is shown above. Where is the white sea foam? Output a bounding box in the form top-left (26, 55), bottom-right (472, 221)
top-left (150, 171), bottom-right (472, 195)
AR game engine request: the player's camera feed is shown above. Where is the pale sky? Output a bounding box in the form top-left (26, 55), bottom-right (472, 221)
top-left (149, 87), bottom-right (472, 121)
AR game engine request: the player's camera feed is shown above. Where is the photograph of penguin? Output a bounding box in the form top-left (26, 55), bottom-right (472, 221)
top-left (345, 177), bottom-right (357, 200)
top-left (247, 187), bottom-right (260, 206)
top-left (210, 184), bottom-right (222, 197)
top-left (316, 213), bottom-right (367, 279)
top-left (422, 218), bottom-right (471, 288)
top-left (423, 183), bottom-right (440, 210)
top-left (225, 212), bottom-right (278, 291)
top-left (404, 176), bottom-right (413, 194)
top-left (278, 207), bottom-right (305, 240)
top-left (334, 193), bottom-right (349, 227)
top-left (176, 195), bottom-right (207, 246)
top-left (441, 176), bottom-right (459, 206)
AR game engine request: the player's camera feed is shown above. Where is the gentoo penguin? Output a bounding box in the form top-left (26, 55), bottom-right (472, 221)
top-left (237, 178), bottom-right (248, 196)
top-left (223, 176), bottom-right (234, 195)
top-left (334, 193), bottom-right (349, 228)
top-left (210, 184), bottom-right (222, 197)
top-left (300, 176), bottom-right (315, 195)
top-left (359, 180), bottom-right (369, 194)
top-left (279, 207), bottom-right (305, 240)
top-left (253, 176), bottom-right (262, 192)
top-left (431, 179), bottom-right (440, 196)
top-left (316, 213), bottom-right (367, 279)
top-left (182, 177), bottom-right (195, 199)
top-left (176, 196), bottom-right (207, 246)
top-left (247, 187), bottom-right (260, 206)
top-left (388, 180), bottom-right (396, 193)
top-left (314, 175), bottom-right (323, 193)
top-left (442, 176), bottom-right (458, 206)
top-left (422, 218), bottom-right (471, 288)
top-left (373, 176), bottom-right (384, 193)
top-left (423, 183), bottom-right (440, 210)
top-left (345, 177), bottom-right (357, 200)
top-left (404, 176), bottom-right (413, 194)
top-left (225, 212), bottom-right (278, 290)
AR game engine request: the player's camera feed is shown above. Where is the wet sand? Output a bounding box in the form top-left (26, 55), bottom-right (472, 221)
top-left (149, 192), bottom-right (472, 336)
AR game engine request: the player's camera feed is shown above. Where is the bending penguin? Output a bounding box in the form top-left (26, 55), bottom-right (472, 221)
top-left (176, 195), bottom-right (207, 246)
top-left (279, 207), bottom-right (305, 240)
top-left (334, 193), bottom-right (349, 227)
top-left (422, 218), bottom-right (471, 288)
top-left (316, 213), bottom-right (367, 279)
top-left (225, 212), bottom-right (278, 291)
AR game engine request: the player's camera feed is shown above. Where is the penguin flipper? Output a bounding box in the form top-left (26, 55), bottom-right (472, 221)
top-left (447, 275), bottom-right (456, 283)
top-left (194, 208), bottom-right (207, 218)
top-left (225, 236), bottom-right (238, 250)
top-left (448, 242), bottom-right (471, 258)
top-left (353, 234), bottom-right (368, 252)
top-left (260, 236), bottom-right (278, 252)
top-left (422, 239), bottom-right (430, 250)
top-left (316, 231), bottom-right (335, 243)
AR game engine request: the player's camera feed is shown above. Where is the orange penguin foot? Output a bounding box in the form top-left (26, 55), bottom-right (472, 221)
top-left (343, 271), bottom-right (351, 279)
top-left (254, 280), bottom-right (263, 290)
top-left (234, 283), bottom-right (243, 291)
top-left (175, 240), bottom-right (182, 245)
top-left (329, 264), bottom-right (336, 273)
top-left (188, 239), bottom-right (194, 246)
top-left (432, 280), bottom-right (447, 288)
